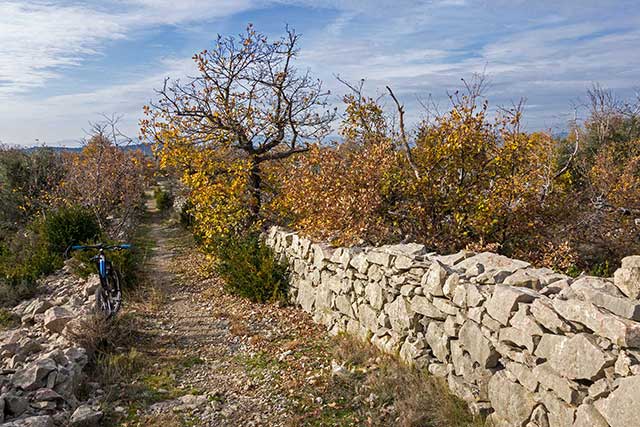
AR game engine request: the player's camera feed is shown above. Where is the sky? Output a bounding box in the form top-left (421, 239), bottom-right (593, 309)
top-left (0, 0), bottom-right (639, 146)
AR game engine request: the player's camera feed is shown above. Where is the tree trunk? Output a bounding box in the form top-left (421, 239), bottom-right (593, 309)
top-left (248, 159), bottom-right (262, 224)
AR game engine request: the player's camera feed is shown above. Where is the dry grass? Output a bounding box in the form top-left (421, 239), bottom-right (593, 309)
top-left (289, 335), bottom-right (484, 427)
top-left (66, 313), bottom-right (140, 356)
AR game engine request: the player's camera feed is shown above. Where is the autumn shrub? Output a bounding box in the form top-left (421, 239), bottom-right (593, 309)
top-left (214, 233), bottom-right (289, 303)
top-left (57, 134), bottom-right (150, 237)
top-left (0, 146), bottom-right (64, 238)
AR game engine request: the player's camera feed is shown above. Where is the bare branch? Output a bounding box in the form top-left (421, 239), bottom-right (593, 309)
top-left (386, 85), bottom-right (420, 180)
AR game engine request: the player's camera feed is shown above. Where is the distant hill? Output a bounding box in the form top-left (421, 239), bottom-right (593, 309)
top-left (23, 143), bottom-right (153, 156)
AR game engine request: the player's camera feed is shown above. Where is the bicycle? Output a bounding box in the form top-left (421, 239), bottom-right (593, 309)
top-left (65, 243), bottom-right (131, 318)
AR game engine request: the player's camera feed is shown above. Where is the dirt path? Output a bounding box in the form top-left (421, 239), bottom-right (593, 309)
top-left (109, 200), bottom-right (335, 426)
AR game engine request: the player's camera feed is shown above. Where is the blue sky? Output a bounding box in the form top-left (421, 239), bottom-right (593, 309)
top-left (0, 0), bottom-right (639, 146)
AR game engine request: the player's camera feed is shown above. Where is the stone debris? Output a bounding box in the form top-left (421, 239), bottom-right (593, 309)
top-left (0, 269), bottom-right (103, 426)
top-left (268, 226), bottom-right (640, 427)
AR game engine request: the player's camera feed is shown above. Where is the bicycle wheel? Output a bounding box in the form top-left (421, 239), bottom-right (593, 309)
top-left (95, 266), bottom-right (122, 318)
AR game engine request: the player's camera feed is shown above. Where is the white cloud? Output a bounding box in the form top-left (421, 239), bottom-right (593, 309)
top-left (0, 1), bottom-right (126, 95)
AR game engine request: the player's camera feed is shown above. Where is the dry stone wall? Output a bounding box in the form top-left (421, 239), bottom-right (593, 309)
top-left (266, 226), bottom-right (640, 427)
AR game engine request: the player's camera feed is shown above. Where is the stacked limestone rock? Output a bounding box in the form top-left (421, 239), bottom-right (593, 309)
top-left (0, 266), bottom-right (105, 426)
top-left (266, 226), bottom-right (640, 427)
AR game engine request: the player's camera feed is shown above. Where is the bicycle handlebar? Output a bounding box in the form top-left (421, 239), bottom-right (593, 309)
top-left (65, 243), bottom-right (132, 257)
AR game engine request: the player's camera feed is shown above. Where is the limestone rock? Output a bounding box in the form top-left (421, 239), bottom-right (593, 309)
top-left (12, 358), bottom-right (57, 391)
top-left (594, 375), bottom-right (640, 427)
top-left (536, 390), bottom-right (576, 427)
top-left (499, 327), bottom-right (536, 353)
top-left (503, 270), bottom-right (543, 290)
top-left (425, 322), bottom-right (449, 362)
top-left (457, 252), bottom-right (530, 274)
top-left (530, 298), bottom-right (572, 333)
top-left (533, 362), bottom-right (579, 404)
top-left (296, 280), bottom-right (316, 312)
top-left (535, 334), bottom-right (569, 360)
top-left (387, 296), bottom-right (414, 331)
top-left (485, 285), bottom-right (540, 326)
top-left (443, 273), bottom-right (460, 298)
top-left (365, 282), bottom-right (384, 310)
top-left (570, 276), bottom-right (640, 320)
top-left (553, 298), bottom-right (640, 347)
top-left (510, 304), bottom-right (544, 337)
top-left (366, 250), bottom-right (392, 267)
top-left (43, 306), bottom-right (74, 334)
top-left (349, 252), bottom-right (369, 274)
top-left (549, 334), bottom-right (614, 380)
top-left (613, 266), bottom-right (640, 299)
top-left (410, 296), bottom-right (445, 319)
top-left (70, 405), bottom-right (103, 427)
top-left (458, 320), bottom-right (498, 368)
top-left (505, 361), bottom-right (538, 392)
top-left (433, 250), bottom-right (473, 267)
top-left (573, 404), bottom-right (608, 427)
top-left (465, 284), bottom-right (485, 307)
top-left (488, 371), bottom-right (537, 427)
top-left (7, 416), bottom-right (55, 427)
top-left (422, 262), bottom-right (448, 297)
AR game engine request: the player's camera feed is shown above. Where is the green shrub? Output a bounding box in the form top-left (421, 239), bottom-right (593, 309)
top-left (153, 187), bottom-right (173, 211)
top-left (40, 205), bottom-right (100, 253)
top-left (71, 243), bottom-right (138, 290)
top-left (0, 205), bottom-right (100, 307)
top-left (215, 233), bottom-right (289, 303)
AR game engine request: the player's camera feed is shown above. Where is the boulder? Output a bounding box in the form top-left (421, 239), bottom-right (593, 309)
top-left (510, 304), bottom-right (544, 337)
top-left (458, 320), bottom-right (498, 368)
top-left (503, 270), bottom-right (543, 290)
top-left (553, 298), bottom-right (640, 347)
top-left (12, 358), bottom-right (57, 391)
top-left (530, 298), bottom-right (572, 333)
top-left (594, 375), bottom-right (640, 427)
top-left (536, 390), bottom-right (576, 427)
top-left (505, 361), bottom-right (538, 392)
top-left (548, 334), bottom-right (614, 380)
top-left (422, 262), bottom-right (448, 297)
top-left (386, 296), bottom-right (414, 331)
top-left (573, 404), bottom-right (608, 427)
top-left (613, 266), bottom-right (640, 300)
top-left (457, 252), bottom-right (530, 273)
top-left (532, 362), bottom-right (579, 404)
top-left (465, 284), bottom-right (485, 307)
top-left (296, 280), bottom-right (316, 312)
top-left (535, 334), bottom-right (569, 360)
top-left (365, 282), bottom-right (384, 310)
top-left (70, 405), bottom-right (103, 427)
top-left (488, 371), bottom-right (537, 427)
top-left (425, 322), bottom-right (449, 362)
top-left (43, 307), bottom-right (74, 334)
top-left (334, 295), bottom-right (353, 318)
top-left (7, 416), bottom-right (55, 427)
top-left (366, 250), bottom-right (392, 267)
top-left (410, 296), bottom-right (445, 320)
top-left (83, 275), bottom-right (101, 298)
top-left (499, 327), bottom-right (536, 353)
top-left (570, 276), bottom-right (640, 320)
top-left (485, 285), bottom-right (540, 325)
top-left (4, 393), bottom-right (29, 416)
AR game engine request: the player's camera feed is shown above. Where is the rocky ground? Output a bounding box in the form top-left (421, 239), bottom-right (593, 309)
top-left (0, 266), bottom-right (106, 426)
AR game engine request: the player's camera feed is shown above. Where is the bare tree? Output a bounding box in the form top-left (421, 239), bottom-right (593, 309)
top-left (144, 25), bottom-right (335, 221)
